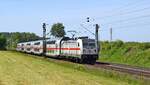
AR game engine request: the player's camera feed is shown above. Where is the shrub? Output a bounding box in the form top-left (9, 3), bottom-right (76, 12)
top-left (139, 43), bottom-right (150, 50)
top-left (0, 36), bottom-right (6, 50)
top-left (112, 40), bottom-right (124, 48)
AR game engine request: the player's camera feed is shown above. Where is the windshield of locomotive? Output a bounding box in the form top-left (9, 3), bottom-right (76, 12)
top-left (83, 39), bottom-right (95, 48)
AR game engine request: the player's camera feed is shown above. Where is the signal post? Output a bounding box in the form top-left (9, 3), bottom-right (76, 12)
top-left (42, 23), bottom-right (47, 56)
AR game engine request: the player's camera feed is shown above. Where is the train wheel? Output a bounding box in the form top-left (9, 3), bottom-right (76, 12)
top-left (79, 59), bottom-right (83, 64)
top-left (74, 58), bottom-right (79, 63)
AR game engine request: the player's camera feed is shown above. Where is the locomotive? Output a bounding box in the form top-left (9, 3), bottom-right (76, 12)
top-left (16, 37), bottom-right (99, 64)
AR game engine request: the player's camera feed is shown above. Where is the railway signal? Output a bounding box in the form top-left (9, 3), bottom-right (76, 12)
top-left (87, 17), bottom-right (90, 22)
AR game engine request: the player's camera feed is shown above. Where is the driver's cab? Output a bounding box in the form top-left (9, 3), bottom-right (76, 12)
top-left (82, 39), bottom-right (97, 55)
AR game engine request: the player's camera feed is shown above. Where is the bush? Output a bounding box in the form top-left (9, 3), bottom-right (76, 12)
top-left (139, 43), bottom-right (150, 50)
top-left (112, 40), bottom-right (124, 48)
top-left (0, 36), bottom-right (7, 50)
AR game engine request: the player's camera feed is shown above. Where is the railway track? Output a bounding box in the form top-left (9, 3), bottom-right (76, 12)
top-left (47, 56), bottom-right (150, 78)
top-left (93, 62), bottom-right (150, 78)
top-left (16, 51), bottom-right (150, 78)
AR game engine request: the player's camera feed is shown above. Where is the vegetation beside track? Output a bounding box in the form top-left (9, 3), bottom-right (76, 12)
top-left (100, 40), bottom-right (150, 68)
top-left (0, 51), bottom-right (148, 85)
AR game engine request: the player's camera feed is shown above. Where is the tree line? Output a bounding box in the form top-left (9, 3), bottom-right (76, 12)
top-left (0, 34), bottom-right (7, 50)
top-left (0, 22), bottom-right (66, 50)
top-left (0, 32), bottom-right (40, 50)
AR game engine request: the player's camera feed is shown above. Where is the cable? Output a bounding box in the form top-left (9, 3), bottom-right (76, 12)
top-left (113, 22), bottom-right (150, 30)
top-left (119, 6), bottom-right (150, 15)
top-left (116, 0), bottom-right (148, 11)
top-left (97, 0), bottom-right (143, 15)
top-left (80, 24), bottom-right (95, 35)
top-left (99, 6), bottom-right (150, 20)
top-left (100, 21), bottom-right (150, 32)
top-left (102, 14), bottom-right (150, 26)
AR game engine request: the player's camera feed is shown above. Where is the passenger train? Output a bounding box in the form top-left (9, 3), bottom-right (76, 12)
top-left (16, 37), bottom-right (99, 64)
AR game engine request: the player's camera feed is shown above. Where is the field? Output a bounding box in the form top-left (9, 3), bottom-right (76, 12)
top-left (0, 51), bottom-right (147, 85)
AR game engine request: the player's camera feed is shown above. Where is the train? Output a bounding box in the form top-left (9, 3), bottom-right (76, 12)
top-left (16, 37), bottom-right (99, 64)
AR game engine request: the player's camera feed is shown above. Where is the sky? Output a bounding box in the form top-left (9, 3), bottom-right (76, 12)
top-left (0, 0), bottom-right (150, 42)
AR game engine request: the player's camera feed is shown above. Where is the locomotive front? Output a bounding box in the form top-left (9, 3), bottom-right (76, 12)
top-left (79, 38), bottom-right (99, 64)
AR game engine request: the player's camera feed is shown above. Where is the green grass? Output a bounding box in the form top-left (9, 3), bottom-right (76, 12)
top-left (0, 51), bottom-right (148, 85)
top-left (99, 41), bottom-right (150, 68)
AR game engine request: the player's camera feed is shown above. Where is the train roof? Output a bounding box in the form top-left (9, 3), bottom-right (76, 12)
top-left (17, 36), bottom-right (95, 44)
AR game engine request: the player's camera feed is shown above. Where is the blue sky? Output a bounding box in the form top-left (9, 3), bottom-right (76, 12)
top-left (0, 0), bottom-right (150, 42)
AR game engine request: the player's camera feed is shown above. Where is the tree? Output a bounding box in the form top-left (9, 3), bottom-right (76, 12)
top-left (50, 23), bottom-right (66, 37)
top-left (0, 34), bottom-right (6, 50)
top-left (0, 32), bottom-right (40, 49)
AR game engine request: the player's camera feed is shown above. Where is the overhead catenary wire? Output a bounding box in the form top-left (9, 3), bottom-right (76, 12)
top-left (91, 1), bottom-right (150, 41)
top-left (100, 21), bottom-right (150, 32)
top-left (102, 14), bottom-right (150, 26)
top-left (80, 24), bottom-right (95, 35)
top-left (98, 3), bottom-right (150, 32)
top-left (95, 0), bottom-right (149, 19)
top-left (118, 6), bottom-right (150, 15)
top-left (110, 22), bottom-right (150, 30)
top-left (112, 0), bottom-right (143, 10)
top-left (97, 6), bottom-right (150, 21)
top-left (78, 1), bottom-right (150, 41)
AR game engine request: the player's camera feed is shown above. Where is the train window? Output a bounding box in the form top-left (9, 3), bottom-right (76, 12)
top-left (89, 43), bottom-right (95, 47)
top-left (78, 43), bottom-right (80, 47)
top-left (34, 48), bottom-right (40, 52)
top-left (47, 41), bottom-right (56, 44)
top-left (27, 48), bottom-right (31, 51)
top-left (27, 43), bottom-right (31, 45)
top-left (34, 42), bottom-right (40, 45)
top-left (83, 43), bottom-right (88, 48)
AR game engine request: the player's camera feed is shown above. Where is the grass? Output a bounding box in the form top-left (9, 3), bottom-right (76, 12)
top-left (0, 51), bottom-right (148, 85)
top-left (99, 41), bottom-right (150, 68)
